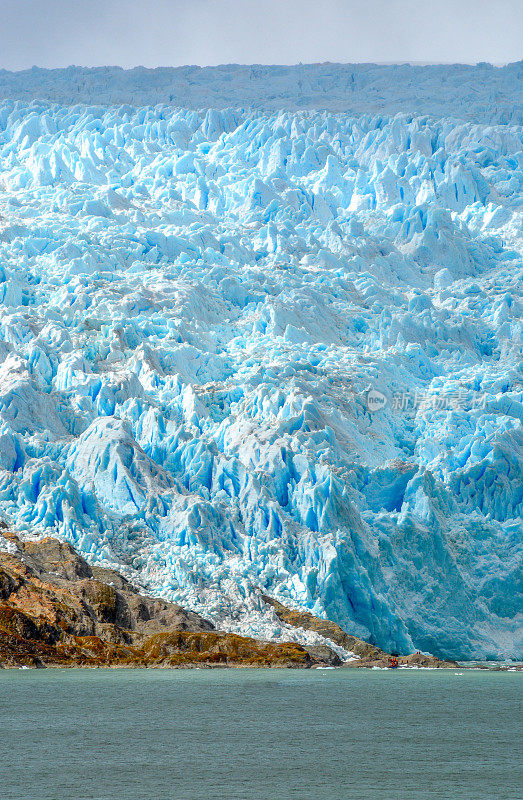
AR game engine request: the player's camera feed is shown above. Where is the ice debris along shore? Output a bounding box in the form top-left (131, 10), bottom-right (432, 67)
top-left (0, 65), bottom-right (521, 660)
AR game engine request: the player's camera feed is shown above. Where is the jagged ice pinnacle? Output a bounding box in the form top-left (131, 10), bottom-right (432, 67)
top-left (0, 63), bottom-right (521, 659)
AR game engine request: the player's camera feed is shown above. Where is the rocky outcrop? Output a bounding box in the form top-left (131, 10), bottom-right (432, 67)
top-left (0, 533), bottom-right (461, 669)
top-left (262, 594), bottom-right (387, 659)
top-left (342, 652), bottom-right (459, 669)
top-left (0, 534), bottom-right (319, 669)
top-left (262, 594), bottom-right (459, 668)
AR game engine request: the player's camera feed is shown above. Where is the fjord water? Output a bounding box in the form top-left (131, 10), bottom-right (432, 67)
top-left (1, 669), bottom-right (520, 800)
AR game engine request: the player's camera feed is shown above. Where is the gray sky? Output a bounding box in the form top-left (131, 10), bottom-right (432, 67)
top-left (1, 0), bottom-right (521, 70)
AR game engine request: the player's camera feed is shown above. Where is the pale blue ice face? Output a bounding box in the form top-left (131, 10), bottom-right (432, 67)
top-left (0, 63), bottom-right (520, 661)
top-left (0, 0), bottom-right (521, 70)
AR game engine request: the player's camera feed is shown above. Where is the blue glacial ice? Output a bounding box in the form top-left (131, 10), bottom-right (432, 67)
top-left (0, 64), bottom-right (521, 659)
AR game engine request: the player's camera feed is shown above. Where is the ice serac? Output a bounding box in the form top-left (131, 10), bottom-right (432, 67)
top-left (0, 63), bottom-right (521, 123)
top-left (0, 65), bottom-right (520, 660)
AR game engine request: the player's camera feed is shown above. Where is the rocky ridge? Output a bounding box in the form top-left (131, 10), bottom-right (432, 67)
top-left (0, 533), bottom-right (320, 668)
top-left (0, 533), bottom-right (459, 669)
top-left (261, 595), bottom-right (459, 668)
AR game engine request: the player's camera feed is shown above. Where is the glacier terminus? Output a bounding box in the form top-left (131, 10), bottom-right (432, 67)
top-left (0, 63), bottom-right (521, 660)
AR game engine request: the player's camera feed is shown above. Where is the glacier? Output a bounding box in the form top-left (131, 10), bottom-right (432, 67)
top-left (0, 64), bottom-right (521, 660)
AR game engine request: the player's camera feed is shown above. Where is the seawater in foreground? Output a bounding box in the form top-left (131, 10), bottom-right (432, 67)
top-left (0, 668), bottom-right (520, 800)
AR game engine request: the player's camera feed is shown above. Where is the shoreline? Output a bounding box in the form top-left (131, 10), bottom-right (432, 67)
top-left (2, 660), bottom-right (521, 672)
top-left (2, 533), bottom-right (519, 671)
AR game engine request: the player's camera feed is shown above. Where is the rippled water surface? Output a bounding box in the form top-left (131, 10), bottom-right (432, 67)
top-left (0, 668), bottom-right (521, 800)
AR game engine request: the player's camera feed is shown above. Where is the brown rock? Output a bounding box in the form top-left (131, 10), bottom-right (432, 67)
top-left (262, 594), bottom-right (386, 659)
top-left (0, 534), bottom-right (320, 669)
top-left (22, 537), bottom-right (92, 581)
top-left (303, 644), bottom-right (343, 666)
top-left (344, 652), bottom-right (459, 669)
top-left (262, 594), bottom-right (459, 668)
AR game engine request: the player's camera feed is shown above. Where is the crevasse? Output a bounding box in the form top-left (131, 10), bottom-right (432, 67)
top-left (0, 74), bottom-right (521, 659)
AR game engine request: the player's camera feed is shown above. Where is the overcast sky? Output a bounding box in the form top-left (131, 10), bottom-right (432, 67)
top-left (1, 0), bottom-right (521, 71)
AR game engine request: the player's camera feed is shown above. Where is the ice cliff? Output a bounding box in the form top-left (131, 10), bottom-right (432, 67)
top-left (0, 64), bottom-right (521, 659)
top-left (0, 63), bottom-right (521, 123)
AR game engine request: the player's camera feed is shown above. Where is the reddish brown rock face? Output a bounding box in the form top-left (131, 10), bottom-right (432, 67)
top-left (261, 594), bottom-right (459, 669)
top-left (0, 534), bottom-right (317, 669)
top-left (0, 533), bottom-right (458, 670)
top-left (261, 594), bottom-right (387, 659)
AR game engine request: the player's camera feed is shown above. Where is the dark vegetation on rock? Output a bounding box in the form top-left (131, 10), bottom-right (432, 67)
top-left (0, 534), bottom-right (324, 669)
top-left (0, 533), bottom-right (460, 669)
